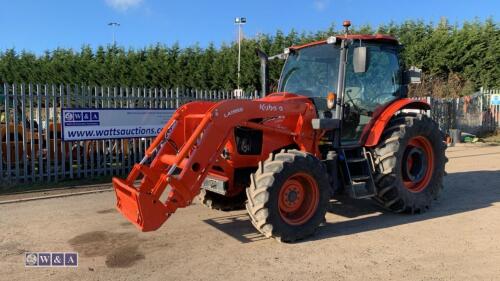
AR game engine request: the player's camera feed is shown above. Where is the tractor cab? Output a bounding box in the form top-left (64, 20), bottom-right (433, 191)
top-left (277, 32), bottom-right (405, 143)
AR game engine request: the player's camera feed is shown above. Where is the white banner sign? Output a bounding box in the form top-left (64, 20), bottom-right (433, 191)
top-left (61, 108), bottom-right (174, 141)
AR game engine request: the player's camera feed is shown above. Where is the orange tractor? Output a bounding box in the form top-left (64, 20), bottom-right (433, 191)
top-left (113, 21), bottom-right (446, 242)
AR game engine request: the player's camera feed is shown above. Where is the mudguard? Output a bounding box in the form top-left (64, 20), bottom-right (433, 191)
top-left (361, 98), bottom-right (430, 147)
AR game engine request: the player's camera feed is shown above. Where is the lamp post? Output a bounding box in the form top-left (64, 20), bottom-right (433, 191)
top-left (108, 22), bottom-right (120, 46)
top-left (234, 17), bottom-right (246, 94)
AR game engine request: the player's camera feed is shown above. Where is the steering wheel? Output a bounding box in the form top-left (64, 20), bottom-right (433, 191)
top-left (348, 75), bottom-right (392, 109)
top-left (349, 74), bottom-right (366, 101)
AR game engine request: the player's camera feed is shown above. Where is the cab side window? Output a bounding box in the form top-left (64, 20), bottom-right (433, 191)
top-left (345, 44), bottom-right (402, 112)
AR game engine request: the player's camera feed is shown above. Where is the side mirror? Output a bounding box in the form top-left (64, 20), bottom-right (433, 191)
top-left (404, 66), bottom-right (422, 84)
top-left (353, 47), bottom-right (368, 73)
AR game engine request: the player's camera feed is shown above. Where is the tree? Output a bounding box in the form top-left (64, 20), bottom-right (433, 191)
top-left (0, 18), bottom-right (498, 97)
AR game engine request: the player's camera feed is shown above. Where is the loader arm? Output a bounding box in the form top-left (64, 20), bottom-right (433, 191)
top-left (113, 97), bottom-right (316, 231)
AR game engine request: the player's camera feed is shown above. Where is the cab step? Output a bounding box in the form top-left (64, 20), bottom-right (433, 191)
top-left (351, 175), bottom-right (371, 182)
top-left (341, 147), bottom-right (377, 199)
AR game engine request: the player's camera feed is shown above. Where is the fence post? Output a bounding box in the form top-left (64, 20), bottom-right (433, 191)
top-left (100, 86), bottom-right (107, 176)
top-left (4, 84), bottom-right (12, 184)
top-left (120, 87), bottom-right (126, 176)
top-left (43, 85), bottom-right (51, 181)
top-left (127, 87), bottom-right (139, 167)
top-left (36, 85), bottom-right (43, 181)
top-left (20, 84), bottom-right (28, 183)
top-left (28, 84), bottom-right (35, 183)
top-left (479, 93), bottom-right (483, 128)
top-left (93, 86), bottom-right (100, 177)
top-left (176, 88), bottom-right (179, 108)
top-left (67, 85), bottom-right (73, 179)
top-left (12, 84), bottom-right (21, 183)
top-left (0, 84), bottom-right (3, 181)
top-left (59, 85), bottom-right (65, 180)
top-left (426, 96), bottom-right (431, 117)
top-left (154, 88), bottom-right (158, 108)
top-left (52, 85), bottom-right (59, 182)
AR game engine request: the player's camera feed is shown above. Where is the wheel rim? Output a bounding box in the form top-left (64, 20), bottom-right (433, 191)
top-left (402, 136), bottom-right (434, 192)
top-left (278, 172), bottom-right (319, 225)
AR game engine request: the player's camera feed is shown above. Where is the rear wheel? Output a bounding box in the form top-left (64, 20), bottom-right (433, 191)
top-left (371, 114), bottom-right (447, 213)
top-left (246, 150), bottom-right (330, 242)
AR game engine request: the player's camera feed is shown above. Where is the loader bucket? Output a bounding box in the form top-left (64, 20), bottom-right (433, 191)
top-left (113, 177), bottom-right (170, 232)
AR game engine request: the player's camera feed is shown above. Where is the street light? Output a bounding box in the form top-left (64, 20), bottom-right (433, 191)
top-left (234, 17), bottom-right (246, 96)
top-left (108, 22), bottom-right (120, 46)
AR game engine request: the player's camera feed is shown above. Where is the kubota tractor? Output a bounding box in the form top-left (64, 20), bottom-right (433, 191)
top-left (113, 21), bottom-right (446, 242)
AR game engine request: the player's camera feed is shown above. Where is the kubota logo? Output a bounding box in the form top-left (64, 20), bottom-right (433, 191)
top-left (223, 107), bottom-right (244, 118)
top-left (259, 104), bottom-right (284, 112)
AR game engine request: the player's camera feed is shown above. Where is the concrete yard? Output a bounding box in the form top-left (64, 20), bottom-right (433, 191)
top-left (1, 144), bottom-right (499, 281)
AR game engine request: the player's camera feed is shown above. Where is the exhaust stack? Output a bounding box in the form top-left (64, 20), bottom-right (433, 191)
top-left (256, 49), bottom-right (269, 98)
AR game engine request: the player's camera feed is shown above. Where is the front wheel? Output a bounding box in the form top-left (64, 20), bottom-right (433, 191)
top-left (246, 150), bottom-right (330, 242)
top-left (371, 114), bottom-right (447, 213)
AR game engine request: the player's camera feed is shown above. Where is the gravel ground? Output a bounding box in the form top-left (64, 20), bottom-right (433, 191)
top-left (0, 144), bottom-right (499, 281)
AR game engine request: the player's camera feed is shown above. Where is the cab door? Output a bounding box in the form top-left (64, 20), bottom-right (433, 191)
top-left (342, 43), bottom-right (403, 143)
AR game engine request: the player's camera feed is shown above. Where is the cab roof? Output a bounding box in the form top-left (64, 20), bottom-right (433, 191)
top-left (290, 34), bottom-right (399, 50)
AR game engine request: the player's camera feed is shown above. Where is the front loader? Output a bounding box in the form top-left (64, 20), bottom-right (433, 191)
top-left (113, 21), bottom-right (447, 242)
